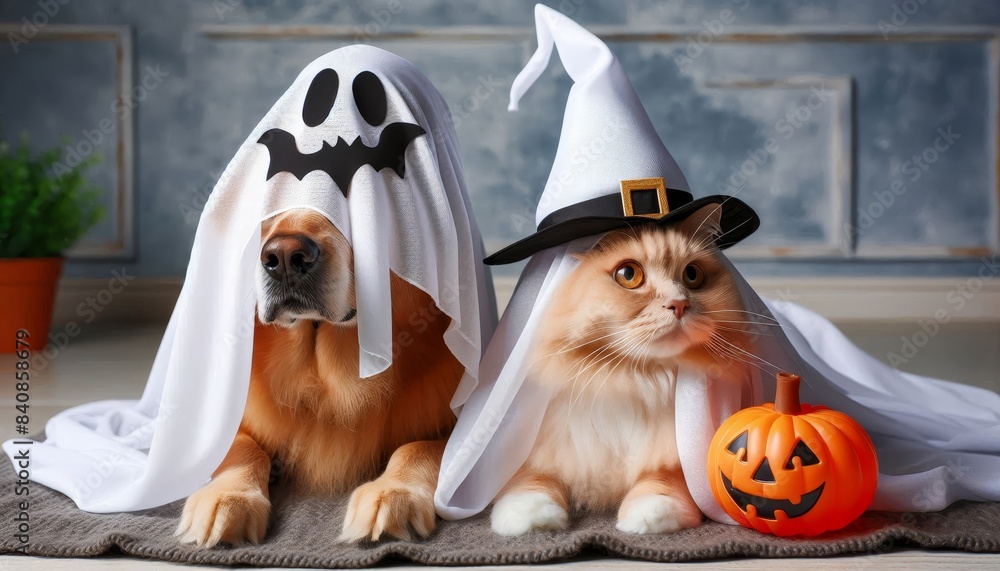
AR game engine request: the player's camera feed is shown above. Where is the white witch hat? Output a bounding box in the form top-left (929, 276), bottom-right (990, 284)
top-left (3, 46), bottom-right (497, 512)
top-left (436, 4), bottom-right (1000, 523)
top-left (484, 4), bottom-right (757, 265)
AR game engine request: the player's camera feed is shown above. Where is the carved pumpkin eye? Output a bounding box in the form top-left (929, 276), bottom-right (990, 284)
top-left (784, 439), bottom-right (820, 469)
top-left (613, 261), bottom-right (645, 289)
top-left (682, 263), bottom-right (706, 289)
top-left (726, 431), bottom-right (748, 462)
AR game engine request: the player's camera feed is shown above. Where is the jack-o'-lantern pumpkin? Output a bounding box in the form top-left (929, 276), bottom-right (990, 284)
top-left (707, 372), bottom-right (878, 536)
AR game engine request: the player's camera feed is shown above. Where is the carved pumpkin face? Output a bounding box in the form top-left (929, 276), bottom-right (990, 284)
top-left (707, 373), bottom-right (879, 536)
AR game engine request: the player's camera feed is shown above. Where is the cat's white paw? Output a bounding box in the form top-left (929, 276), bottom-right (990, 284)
top-left (616, 493), bottom-right (702, 534)
top-left (491, 491), bottom-right (569, 536)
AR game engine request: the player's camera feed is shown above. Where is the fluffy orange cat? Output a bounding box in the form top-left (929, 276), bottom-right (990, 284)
top-left (491, 207), bottom-right (750, 536)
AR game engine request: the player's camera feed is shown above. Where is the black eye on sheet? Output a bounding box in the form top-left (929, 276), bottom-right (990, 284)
top-left (302, 68), bottom-right (339, 127)
top-left (353, 71), bottom-right (388, 126)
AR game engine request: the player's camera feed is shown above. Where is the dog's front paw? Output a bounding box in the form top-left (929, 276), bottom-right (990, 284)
top-left (615, 493), bottom-right (702, 534)
top-left (339, 477), bottom-right (436, 542)
top-left (491, 491), bottom-right (569, 536)
top-left (175, 475), bottom-right (271, 547)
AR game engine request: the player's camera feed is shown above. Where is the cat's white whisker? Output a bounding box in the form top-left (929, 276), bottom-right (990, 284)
top-left (688, 204), bottom-right (725, 246)
top-left (715, 326), bottom-right (777, 339)
top-left (586, 337), bottom-right (647, 419)
top-left (700, 309), bottom-right (780, 323)
top-left (565, 335), bottom-right (637, 410)
top-left (709, 334), bottom-right (782, 374)
top-left (574, 335), bottom-right (639, 394)
top-left (581, 332), bottom-right (641, 416)
top-left (532, 326), bottom-right (630, 363)
top-left (630, 329), bottom-right (656, 378)
top-left (707, 214), bottom-right (753, 245)
top-left (703, 339), bottom-right (758, 371)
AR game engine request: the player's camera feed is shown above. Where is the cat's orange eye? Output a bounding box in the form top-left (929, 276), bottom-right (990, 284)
top-left (613, 261), bottom-right (645, 289)
top-left (682, 263), bottom-right (706, 289)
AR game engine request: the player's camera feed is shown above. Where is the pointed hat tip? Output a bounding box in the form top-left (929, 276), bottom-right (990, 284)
top-left (508, 2), bottom-right (616, 112)
top-left (534, 3), bottom-right (556, 17)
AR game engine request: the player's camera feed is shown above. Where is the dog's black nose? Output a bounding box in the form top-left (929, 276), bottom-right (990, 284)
top-left (261, 235), bottom-right (319, 279)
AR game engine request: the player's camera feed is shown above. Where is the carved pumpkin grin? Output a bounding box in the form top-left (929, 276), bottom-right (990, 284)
top-left (720, 473), bottom-right (824, 520)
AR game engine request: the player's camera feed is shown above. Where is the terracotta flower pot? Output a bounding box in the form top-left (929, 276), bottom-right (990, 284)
top-left (0, 258), bottom-right (64, 353)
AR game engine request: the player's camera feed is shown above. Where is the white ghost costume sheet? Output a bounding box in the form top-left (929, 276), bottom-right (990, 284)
top-left (3, 46), bottom-right (497, 513)
top-left (434, 4), bottom-right (1000, 523)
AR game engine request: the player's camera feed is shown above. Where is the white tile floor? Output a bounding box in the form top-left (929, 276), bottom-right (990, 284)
top-left (1, 320), bottom-right (998, 569)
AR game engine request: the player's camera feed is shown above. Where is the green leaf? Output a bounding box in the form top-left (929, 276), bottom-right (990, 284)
top-left (0, 134), bottom-right (105, 258)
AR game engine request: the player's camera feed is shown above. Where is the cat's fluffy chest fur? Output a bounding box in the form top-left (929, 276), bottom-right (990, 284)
top-left (525, 365), bottom-right (681, 510)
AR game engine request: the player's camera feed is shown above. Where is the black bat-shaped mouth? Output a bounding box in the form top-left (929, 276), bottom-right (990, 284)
top-left (257, 122), bottom-right (426, 197)
top-left (721, 473), bottom-right (824, 520)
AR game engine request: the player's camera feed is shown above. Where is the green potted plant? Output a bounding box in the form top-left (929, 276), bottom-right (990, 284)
top-left (0, 135), bottom-right (103, 352)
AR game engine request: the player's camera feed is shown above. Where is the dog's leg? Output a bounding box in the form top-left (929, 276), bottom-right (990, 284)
top-left (175, 429), bottom-right (272, 547)
top-left (339, 439), bottom-right (444, 542)
top-left (616, 466), bottom-right (702, 534)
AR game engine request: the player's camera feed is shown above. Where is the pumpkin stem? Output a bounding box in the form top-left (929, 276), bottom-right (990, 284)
top-left (774, 372), bottom-right (802, 414)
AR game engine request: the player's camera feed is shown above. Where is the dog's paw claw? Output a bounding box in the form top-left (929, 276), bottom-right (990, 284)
top-left (176, 481), bottom-right (270, 548)
top-left (339, 478), bottom-right (436, 542)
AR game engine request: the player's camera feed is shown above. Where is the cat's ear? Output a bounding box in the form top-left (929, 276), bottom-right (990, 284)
top-left (678, 203), bottom-right (723, 242)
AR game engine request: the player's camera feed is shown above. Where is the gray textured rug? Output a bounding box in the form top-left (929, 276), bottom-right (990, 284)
top-left (2, 460), bottom-right (998, 567)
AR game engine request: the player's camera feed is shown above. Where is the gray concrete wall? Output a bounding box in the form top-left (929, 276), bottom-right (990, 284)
top-left (1, 0), bottom-right (997, 279)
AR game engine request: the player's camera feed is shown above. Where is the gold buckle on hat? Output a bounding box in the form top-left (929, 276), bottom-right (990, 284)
top-left (620, 177), bottom-right (669, 219)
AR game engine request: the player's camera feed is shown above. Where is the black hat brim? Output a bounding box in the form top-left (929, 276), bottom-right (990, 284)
top-left (483, 195), bottom-right (759, 266)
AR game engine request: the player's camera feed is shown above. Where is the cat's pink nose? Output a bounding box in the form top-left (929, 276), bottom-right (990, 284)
top-left (665, 299), bottom-right (690, 318)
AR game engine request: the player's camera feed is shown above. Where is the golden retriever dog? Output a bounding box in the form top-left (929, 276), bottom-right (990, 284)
top-left (175, 209), bottom-right (464, 547)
